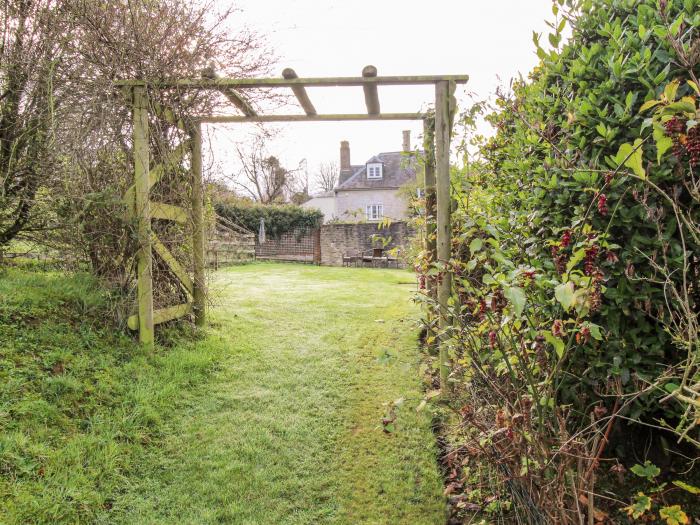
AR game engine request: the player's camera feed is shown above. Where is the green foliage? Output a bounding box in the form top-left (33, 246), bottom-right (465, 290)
top-left (415, 0), bottom-right (699, 520)
top-left (1, 264), bottom-right (445, 523)
top-left (215, 201), bottom-right (323, 239)
top-left (631, 461), bottom-right (661, 481)
top-left (474, 0), bottom-right (699, 423)
top-left (0, 269), bottom-right (223, 523)
top-left (659, 505), bottom-right (689, 525)
top-left (624, 492), bottom-right (652, 519)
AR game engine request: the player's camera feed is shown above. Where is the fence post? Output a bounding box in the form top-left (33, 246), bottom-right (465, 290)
top-left (435, 80), bottom-right (453, 391)
top-left (133, 85), bottom-right (154, 347)
top-left (191, 121), bottom-right (206, 327)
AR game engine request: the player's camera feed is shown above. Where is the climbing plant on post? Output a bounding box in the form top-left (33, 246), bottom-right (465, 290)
top-left (423, 116), bottom-right (438, 352)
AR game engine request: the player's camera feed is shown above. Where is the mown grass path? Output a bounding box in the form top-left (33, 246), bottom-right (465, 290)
top-left (121, 263), bottom-right (445, 524)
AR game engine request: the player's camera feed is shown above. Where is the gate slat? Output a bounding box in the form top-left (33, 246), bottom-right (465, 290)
top-left (127, 302), bottom-right (193, 330)
top-left (151, 234), bottom-right (194, 294)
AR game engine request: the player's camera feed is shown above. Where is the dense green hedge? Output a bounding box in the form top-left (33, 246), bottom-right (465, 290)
top-left (479, 0), bottom-right (699, 420)
top-left (215, 202), bottom-right (323, 239)
top-left (416, 0), bottom-right (699, 519)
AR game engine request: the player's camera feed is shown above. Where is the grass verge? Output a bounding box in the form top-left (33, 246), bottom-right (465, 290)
top-left (1, 263), bottom-right (445, 524)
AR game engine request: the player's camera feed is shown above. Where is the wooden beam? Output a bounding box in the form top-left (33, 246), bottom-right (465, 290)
top-left (151, 202), bottom-right (188, 223)
top-left (114, 74), bottom-right (470, 89)
top-left (152, 234), bottom-right (194, 295)
top-left (435, 80), bottom-right (453, 391)
top-left (128, 302), bottom-right (193, 331)
top-left (190, 122), bottom-right (206, 327)
top-left (362, 65), bottom-right (380, 115)
top-left (200, 113), bottom-right (425, 123)
top-left (133, 85), bottom-right (154, 347)
top-left (150, 99), bottom-right (188, 131)
top-left (201, 68), bottom-right (257, 117)
top-left (123, 140), bottom-right (192, 216)
top-left (282, 68), bottom-right (317, 116)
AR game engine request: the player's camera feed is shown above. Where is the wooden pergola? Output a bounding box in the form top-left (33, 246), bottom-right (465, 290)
top-left (116, 67), bottom-right (468, 390)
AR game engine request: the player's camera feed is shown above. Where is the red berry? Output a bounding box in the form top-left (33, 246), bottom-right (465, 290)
top-left (561, 230), bottom-right (572, 248)
top-left (489, 330), bottom-right (497, 349)
top-left (597, 194), bottom-right (608, 216)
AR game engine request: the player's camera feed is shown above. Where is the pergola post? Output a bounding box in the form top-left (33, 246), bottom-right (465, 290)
top-left (133, 85), bottom-right (154, 346)
top-left (435, 81), bottom-right (453, 390)
top-left (191, 122), bottom-right (206, 327)
top-left (423, 116), bottom-right (438, 353)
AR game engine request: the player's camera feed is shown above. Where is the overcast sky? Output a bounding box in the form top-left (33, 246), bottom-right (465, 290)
top-left (206, 0), bottom-right (556, 194)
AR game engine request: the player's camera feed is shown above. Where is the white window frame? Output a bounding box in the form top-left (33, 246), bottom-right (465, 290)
top-left (367, 163), bottom-right (383, 179)
top-left (366, 204), bottom-right (383, 221)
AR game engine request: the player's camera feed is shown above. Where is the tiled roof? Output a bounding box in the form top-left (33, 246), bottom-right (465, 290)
top-left (335, 151), bottom-right (419, 191)
top-left (310, 190), bottom-right (335, 198)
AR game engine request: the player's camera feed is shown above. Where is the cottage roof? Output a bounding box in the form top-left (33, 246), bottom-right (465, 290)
top-left (335, 151), bottom-right (419, 191)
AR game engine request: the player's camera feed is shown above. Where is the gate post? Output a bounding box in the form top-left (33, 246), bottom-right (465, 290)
top-left (133, 85), bottom-right (154, 346)
top-left (435, 80), bottom-right (453, 390)
top-left (191, 121), bottom-right (206, 327)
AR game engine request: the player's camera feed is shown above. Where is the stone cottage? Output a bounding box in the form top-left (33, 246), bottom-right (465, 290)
top-left (302, 131), bottom-right (419, 223)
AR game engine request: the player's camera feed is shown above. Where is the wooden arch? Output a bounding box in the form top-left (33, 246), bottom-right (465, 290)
top-left (116, 68), bottom-right (467, 390)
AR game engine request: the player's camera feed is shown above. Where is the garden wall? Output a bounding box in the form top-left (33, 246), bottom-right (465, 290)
top-left (319, 221), bottom-right (412, 267)
top-left (255, 228), bottom-right (320, 263)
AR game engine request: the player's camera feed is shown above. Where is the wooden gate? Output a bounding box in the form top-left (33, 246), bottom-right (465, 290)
top-left (123, 86), bottom-right (206, 347)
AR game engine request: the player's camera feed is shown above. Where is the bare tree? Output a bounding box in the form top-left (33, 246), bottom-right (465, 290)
top-left (313, 161), bottom-right (338, 192)
top-left (233, 138), bottom-right (300, 204)
top-left (0, 0), bottom-right (71, 246)
top-left (53, 0), bottom-right (276, 279)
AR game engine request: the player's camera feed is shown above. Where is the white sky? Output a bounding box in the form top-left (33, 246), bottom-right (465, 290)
top-left (206, 0), bottom-right (556, 194)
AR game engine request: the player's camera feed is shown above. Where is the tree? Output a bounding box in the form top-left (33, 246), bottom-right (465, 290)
top-left (55, 0), bottom-right (275, 278)
top-left (314, 161), bottom-right (338, 192)
top-left (0, 0), bottom-right (70, 246)
top-left (233, 138), bottom-right (301, 204)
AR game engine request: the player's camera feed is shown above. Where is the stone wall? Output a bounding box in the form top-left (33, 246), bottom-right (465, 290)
top-left (320, 221), bottom-right (412, 267)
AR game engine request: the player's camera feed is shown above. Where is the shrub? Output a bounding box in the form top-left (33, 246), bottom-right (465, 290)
top-left (215, 201), bottom-right (323, 239)
top-left (415, 0), bottom-right (699, 521)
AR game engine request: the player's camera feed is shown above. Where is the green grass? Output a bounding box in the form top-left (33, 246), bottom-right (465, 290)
top-left (0, 263), bottom-right (445, 524)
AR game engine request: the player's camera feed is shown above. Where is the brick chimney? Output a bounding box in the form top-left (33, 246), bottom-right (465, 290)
top-left (338, 140), bottom-right (352, 185)
top-left (402, 130), bottom-right (411, 152)
top-left (340, 140), bottom-right (350, 170)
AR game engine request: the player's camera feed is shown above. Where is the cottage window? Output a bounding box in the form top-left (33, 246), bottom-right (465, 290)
top-left (367, 163), bottom-right (383, 179)
top-left (366, 204), bottom-right (383, 221)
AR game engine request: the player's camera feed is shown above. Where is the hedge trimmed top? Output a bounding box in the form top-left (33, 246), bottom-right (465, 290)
top-left (215, 202), bottom-right (323, 239)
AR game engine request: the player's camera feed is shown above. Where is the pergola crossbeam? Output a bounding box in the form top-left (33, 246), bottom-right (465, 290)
top-left (200, 112), bottom-right (425, 124)
top-left (114, 74), bottom-right (469, 89)
top-left (201, 68), bottom-right (257, 117)
top-left (362, 65), bottom-right (380, 115)
top-left (282, 68), bottom-right (317, 116)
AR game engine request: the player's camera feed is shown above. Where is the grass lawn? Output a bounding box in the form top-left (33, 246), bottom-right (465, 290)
top-left (0, 263), bottom-right (445, 524)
